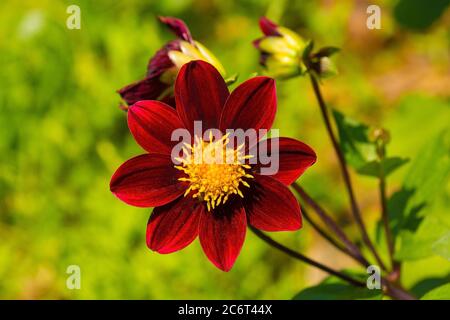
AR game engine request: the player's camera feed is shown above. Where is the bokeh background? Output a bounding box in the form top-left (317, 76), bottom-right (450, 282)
top-left (0, 0), bottom-right (449, 299)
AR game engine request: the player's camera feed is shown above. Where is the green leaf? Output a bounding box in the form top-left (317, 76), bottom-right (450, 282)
top-left (395, 216), bottom-right (450, 261)
top-left (357, 157), bottom-right (409, 178)
top-left (293, 272), bottom-right (383, 300)
top-left (333, 111), bottom-right (409, 178)
top-left (302, 40), bottom-right (314, 67)
top-left (393, 135), bottom-right (450, 259)
top-left (402, 131), bottom-right (450, 212)
top-left (389, 130), bottom-right (450, 237)
top-left (394, 0), bottom-right (450, 31)
top-left (332, 110), bottom-right (377, 170)
top-left (314, 46), bottom-right (340, 58)
top-left (421, 283), bottom-right (450, 300)
top-left (410, 274), bottom-right (450, 298)
top-left (432, 232), bottom-right (450, 261)
top-left (224, 73), bottom-right (239, 85)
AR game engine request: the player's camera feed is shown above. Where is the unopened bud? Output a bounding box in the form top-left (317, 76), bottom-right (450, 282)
top-left (258, 37), bottom-right (298, 56)
top-left (370, 127), bottom-right (391, 145)
top-left (194, 41), bottom-right (226, 76)
top-left (255, 18), bottom-right (307, 79)
top-left (167, 40), bottom-right (226, 80)
top-left (168, 50), bottom-right (195, 69)
top-left (277, 27), bottom-right (305, 51)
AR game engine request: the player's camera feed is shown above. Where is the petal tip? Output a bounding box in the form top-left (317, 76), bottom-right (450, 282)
top-left (210, 258), bottom-right (236, 272)
top-left (158, 16), bottom-right (193, 42)
top-left (259, 17), bottom-right (280, 36)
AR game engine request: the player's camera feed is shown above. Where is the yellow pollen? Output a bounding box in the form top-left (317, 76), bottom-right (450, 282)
top-left (175, 133), bottom-right (253, 211)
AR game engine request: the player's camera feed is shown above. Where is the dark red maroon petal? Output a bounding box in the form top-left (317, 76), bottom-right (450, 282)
top-left (146, 196), bottom-right (202, 254)
top-left (252, 38), bottom-right (262, 49)
top-left (259, 17), bottom-right (280, 36)
top-left (251, 137), bottom-right (316, 185)
top-left (128, 100), bottom-right (184, 155)
top-left (175, 61), bottom-right (229, 132)
top-left (259, 52), bottom-right (270, 67)
top-left (244, 174), bottom-right (302, 231)
top-left (252, 41), bottom-right (271, 66)
top-left (220, 76), bottom-right (276, 145)
top-left (110, 153), bottom-right (186, 208)
top-left (161, 95), bottom-right (176, 107)
top-left (158, 16), bottom-right (193, 43)
top-left (118, 41), bottom-right (181, 106)
top-left (147, 40), bottom-right (180, 78)
top-left (117, 76), bottom-right (170, 106)
top-left (199, 201), bottom-right (247, 271)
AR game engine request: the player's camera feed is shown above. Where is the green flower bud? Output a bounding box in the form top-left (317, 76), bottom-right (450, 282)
top-left (255, 17), bottom-right (307, 79)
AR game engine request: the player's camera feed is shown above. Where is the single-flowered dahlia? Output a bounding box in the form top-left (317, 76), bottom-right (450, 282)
top-left (110, 60), bottom-right (316, 271)
top-left (118, 16), bottom-right (225, 107)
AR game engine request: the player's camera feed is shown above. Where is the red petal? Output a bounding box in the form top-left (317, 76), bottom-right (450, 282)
top-left (245, 174), bottom-right (302, 231)
top-left (146, 196), bottom-right (202, 254)
top-left (128, 100), bottom-right (184, 154)
top-left (110, 154), bottom-right (186, 207)
top-left (252, 38), bottom-right (262, 49)
top-left (175, 61), bottom-right (229, 132)
top-left (220, 77), bottom-right (276, 145)
top-left (259, 17), bottom-right (280, 36)
top-left (158, 16), bottom-right (193, 43)
top-left (117, 76), bottom-right (170, 106)
top-left (199, 202), bottom-right (247, 271)
top-left (251, 137), bottom-right (316, 185)
top-left (147, 40), bottom-right (180, 77)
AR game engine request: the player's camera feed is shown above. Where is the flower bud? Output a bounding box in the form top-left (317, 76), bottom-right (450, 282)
top-left (254, 17), bottom-right (307, 79)
top-left (370, 127), bottom-right (391, 159)
top-left (118, 16), bottom-right (226, 107)
top-left (370, 127), bottom-right (391, 145)
top-left (166, 40), bottom-right (225, 76)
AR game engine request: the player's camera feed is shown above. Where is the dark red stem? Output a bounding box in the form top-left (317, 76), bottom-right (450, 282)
top-left (293, 183), bottom-right (369, 267)
top-left (309, 74), bottom-right (387, 270)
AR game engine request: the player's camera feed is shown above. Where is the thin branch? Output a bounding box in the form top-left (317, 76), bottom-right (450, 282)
top-left (383, 280), bottom-right (416, 300)
top-left (251, 226), bottom-right (416, 299)
top-left (250, 227), bottom-right (366, 287)
top-left (379, 167), bottom-right (400, 277)
top-left (380, 173), bottom-right (394, 262)
top-left (301, 206), bottom-right (352, 257)
top-left (308, 74), bottom-right (387, 271)
top-left (293, 183), bottom-right (369, 267)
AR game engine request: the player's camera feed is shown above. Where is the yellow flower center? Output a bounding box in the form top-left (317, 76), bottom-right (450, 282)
top-left (175, 133), bottom-right (254, 211)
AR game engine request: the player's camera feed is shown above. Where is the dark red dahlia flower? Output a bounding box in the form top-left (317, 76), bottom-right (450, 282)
top-left (110, 60), bottom-right (316, 271)
top-left (117, 16), bottom-right (225, 107)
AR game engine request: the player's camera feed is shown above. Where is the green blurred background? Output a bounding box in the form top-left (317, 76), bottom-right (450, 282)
top-left (0, 0), bottom-right (449, 299)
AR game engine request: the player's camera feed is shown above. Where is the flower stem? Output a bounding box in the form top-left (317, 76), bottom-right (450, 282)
top-left (383, 280), bottom-right (416, 300)
top-left (379, 169), bottom-right (399, 276)
top-left (308, 74), bottom-right (387, 271)
top-left (301, 206), bottom-right (353, 257)
top-left (292, 183), bottom-right (369, 267)
top-left (250, 227), bottom-right (366, 287)
top-left (251, 226), bottom-right (417, 299)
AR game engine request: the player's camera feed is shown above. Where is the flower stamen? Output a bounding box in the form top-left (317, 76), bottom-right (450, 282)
top-left (175, 133), bottom-right (253, 211)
